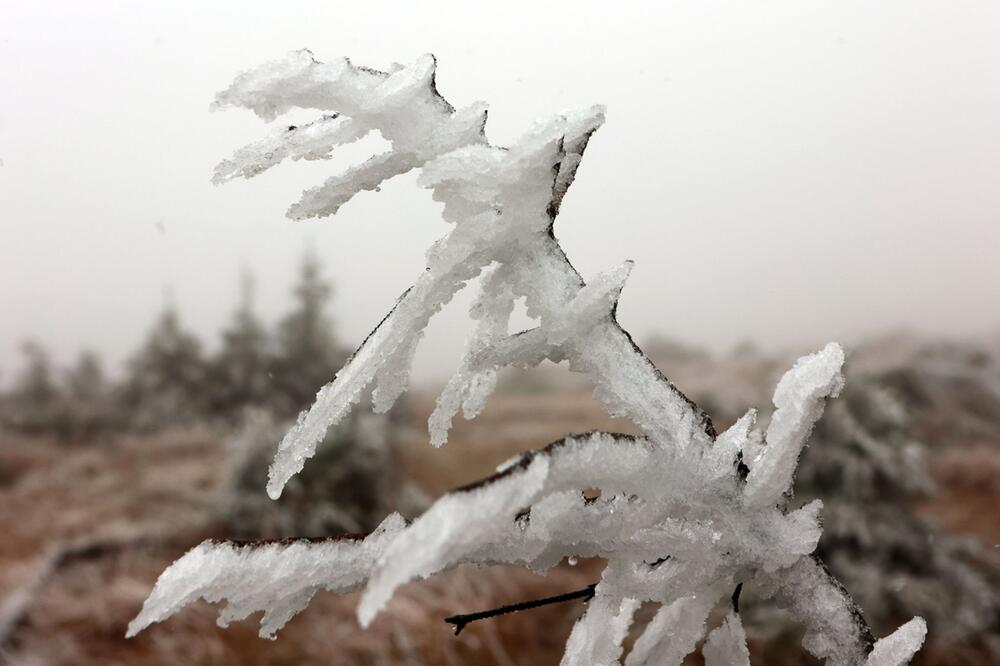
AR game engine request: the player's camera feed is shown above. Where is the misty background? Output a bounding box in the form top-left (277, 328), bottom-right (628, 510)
top-left (2, 0), bottom-right (999, 385)
top-left (2, 3), bottom-right (1000, 665)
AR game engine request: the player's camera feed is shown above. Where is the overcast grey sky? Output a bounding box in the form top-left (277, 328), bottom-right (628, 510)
top-left (2, 0), bottom-right (998, 382)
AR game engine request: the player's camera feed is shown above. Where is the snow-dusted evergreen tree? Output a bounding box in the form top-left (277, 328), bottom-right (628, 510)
top-left (209, 270), bottom-right (273, 417)
top-left (269, 251), bottom-right (347, 417)
top-left (121, 305), bottom-right (208, 431)
top-left (877, 339), bottom-right (1000, 445)
top-left (62, 350), bottom-right (116, 438)
top-left (801, 376), bottom-right (999, 654)
top-left (128, 52), bottom-right (927, 665)
top-left (2, 340), bottom-right (63, 434)
top-left (218, 407), bottom-right (417, 539)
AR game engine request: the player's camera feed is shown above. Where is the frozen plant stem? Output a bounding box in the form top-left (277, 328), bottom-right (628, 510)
top-left (445, 583), bottom-right (597, 635)
top-left (128, 51), bottom-right (928, 666)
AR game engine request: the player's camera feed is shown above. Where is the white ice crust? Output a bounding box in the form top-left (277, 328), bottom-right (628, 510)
top-left (130, 52), bottom-right (926, 665)
top-left (126, 513), bottom-right (406, 640)
top-left (702, 611), bottom-right (752, 666)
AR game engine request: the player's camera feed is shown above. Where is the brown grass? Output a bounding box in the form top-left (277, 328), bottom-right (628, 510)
top-left (1, 382), bottom-right (998, 664)
top-left (917, 445), bottom-right (1000, 545)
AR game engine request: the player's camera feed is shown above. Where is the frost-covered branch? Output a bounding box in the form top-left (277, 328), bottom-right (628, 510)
top-left (130, 51), bottom-right (926, 665)
top-left (127, 514), bottom-right (406, 640)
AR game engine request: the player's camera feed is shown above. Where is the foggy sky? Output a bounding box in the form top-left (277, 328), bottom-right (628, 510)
top-left (2, 0), bottom-right (999, 383)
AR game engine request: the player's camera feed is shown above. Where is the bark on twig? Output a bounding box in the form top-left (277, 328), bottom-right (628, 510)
top-left (444, 584), bottom-right (597, 635)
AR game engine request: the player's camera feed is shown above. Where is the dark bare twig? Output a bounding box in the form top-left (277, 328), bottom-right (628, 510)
top-left (445, 584), bottom-right (597, 635)
top-left (732, 582), bottom-right (743, 613)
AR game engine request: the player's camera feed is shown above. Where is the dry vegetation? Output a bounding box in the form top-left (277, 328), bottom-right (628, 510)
top-left (1, 358), bottom-right (998, 665)
top-left (0, 414), bottom-right (603, 666)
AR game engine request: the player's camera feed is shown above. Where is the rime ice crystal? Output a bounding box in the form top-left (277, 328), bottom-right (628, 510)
top-left (624, 593), bottom-right (720, 666)
top-left (703, 611), bottom-right (751, 666)
top-left (130, 52), bottom-right (926, 665)
top-left (126, 513), bottom-right (405, 640)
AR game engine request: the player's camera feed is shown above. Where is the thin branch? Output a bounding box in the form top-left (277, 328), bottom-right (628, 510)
top-left (445, 584), bottom-right (597, 635)
top-left (731, 582), bottom-right (743, 614)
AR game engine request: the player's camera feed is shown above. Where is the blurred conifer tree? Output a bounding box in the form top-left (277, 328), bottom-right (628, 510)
top-left (3, 340), bottom-right (64, 434)
top-left (209, 270), bottom-right (272, 417)
top-left (121, 305), bottom-right (208, 431)
top-left (270, 251), bottom-right (346, 417)
top-left (62, 350), bottom-right (114, 438)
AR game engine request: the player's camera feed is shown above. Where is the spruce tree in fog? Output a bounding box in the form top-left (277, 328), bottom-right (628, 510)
top-left (270, 251), bottom-right (346, 416)
top-left (218, 263), bottom-right (411, 539)
top-left (797, 376), bottom-right (1000, 653)
top-left (62, 350), bottom-right (114, 438)
top-left (3, 340), bottom-right (63, 434)
top-left (122, 305), bottom-right (208, 431)
top-left (210, 270), bottom-right (272, 417)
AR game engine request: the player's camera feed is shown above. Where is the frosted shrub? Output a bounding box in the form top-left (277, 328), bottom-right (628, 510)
top-left (128, 51), bottom-right (926, 665)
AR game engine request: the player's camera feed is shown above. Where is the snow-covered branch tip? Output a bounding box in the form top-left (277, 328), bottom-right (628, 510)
top-left (130, 52), bottom-right (926, 665)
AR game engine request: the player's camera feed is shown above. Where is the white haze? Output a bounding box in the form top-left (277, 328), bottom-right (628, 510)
top-left (1, 0), bottom-right (999, 383)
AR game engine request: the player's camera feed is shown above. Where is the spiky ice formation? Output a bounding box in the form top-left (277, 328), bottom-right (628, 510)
top-left (126, 513), bottom-right (406, 640)
top-left (129, 52), bottom-right (926, 665)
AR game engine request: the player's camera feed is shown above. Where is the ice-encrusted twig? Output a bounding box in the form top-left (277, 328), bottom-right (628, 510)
top-left (212, 114), bottom-right (365, 183)
top-left (126, 513), bottom-right (406, 640)
top-left (130, 51), bottom-right (927, 665)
